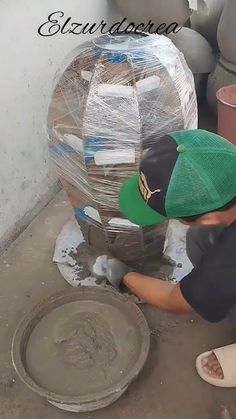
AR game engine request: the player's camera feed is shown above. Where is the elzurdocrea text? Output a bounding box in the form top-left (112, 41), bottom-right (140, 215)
top-left (38, 11), bottom-right (181, 37)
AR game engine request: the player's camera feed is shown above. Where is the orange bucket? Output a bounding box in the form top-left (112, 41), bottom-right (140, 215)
top-left (217, 84), bottom-right (236, 146)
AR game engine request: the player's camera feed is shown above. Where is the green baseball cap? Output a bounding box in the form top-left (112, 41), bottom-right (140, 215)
top-left (119, 129), bottom-right (236, 226)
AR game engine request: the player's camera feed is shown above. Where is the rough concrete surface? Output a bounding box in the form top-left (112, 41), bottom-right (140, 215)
top-left (1, 191), bottom-right (236, 419)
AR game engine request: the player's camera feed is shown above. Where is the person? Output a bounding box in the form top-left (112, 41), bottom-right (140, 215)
top-left (95, 129), bottom-right (236, 388)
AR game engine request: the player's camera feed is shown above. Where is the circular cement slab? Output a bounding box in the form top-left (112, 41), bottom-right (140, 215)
top-left (12, 287), bottom-right (150, 412)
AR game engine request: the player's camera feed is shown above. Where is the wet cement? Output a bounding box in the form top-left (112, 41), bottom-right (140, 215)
top-left (79, 219), bottom-right (167, 269)
top-left (26, 300), bottom-right (142, 397)
top-left (73, 221), bottom-right (170, 285)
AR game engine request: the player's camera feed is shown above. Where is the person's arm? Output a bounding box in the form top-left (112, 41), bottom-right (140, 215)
top-left (123, 272), bottom-right (193, 314)
top-left (93, 256), bottom-right (194, 314)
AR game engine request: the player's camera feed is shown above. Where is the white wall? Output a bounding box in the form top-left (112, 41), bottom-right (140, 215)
top-left (0, 0), bottom-right (120, 251)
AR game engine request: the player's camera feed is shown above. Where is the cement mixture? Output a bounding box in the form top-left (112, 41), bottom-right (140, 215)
top-left (53, 218), bottom-right (193, 288)
top-left (25, 300), bottom-right (143, 397)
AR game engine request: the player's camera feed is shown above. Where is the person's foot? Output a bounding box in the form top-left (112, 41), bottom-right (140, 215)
top-left (196, 344), bottom-right (236, 387)
top-left (201, 352), bottom-right (224, 379)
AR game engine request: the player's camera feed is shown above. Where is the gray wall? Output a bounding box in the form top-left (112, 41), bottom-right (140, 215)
top-left (0, 0), bottom-right (120, 251)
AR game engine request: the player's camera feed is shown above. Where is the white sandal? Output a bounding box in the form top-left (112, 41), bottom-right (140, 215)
top-left (196, 344), bottom-right (236, 388)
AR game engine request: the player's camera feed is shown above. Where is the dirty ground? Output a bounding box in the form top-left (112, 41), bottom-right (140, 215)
top-left (0, 190), bottom-right (235, 419)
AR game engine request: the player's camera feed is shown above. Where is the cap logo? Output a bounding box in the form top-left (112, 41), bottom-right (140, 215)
top-left (139, 172), bottom-right (161, 203)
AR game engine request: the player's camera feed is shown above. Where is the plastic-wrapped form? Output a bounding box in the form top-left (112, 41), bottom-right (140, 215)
top-left (47, 33), bottom-right (197, 274)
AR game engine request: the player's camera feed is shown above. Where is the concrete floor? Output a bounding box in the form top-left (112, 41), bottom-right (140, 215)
top-left (1, 191), bottom-right (236, 419)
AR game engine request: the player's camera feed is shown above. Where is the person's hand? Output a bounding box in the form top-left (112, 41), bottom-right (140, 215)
top-left (92, 255), bottom-right (131, 289)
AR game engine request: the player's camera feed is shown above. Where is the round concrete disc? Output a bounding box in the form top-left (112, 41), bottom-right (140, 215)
top-left (17, 288), bottom-right (149, 403)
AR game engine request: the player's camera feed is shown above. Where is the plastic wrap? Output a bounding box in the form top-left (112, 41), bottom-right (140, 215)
top-left (47, 33), bottom-right (197, 270)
